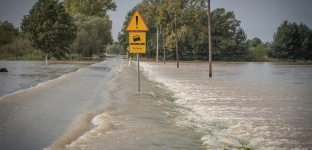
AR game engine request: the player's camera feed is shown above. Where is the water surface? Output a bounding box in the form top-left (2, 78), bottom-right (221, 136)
top-left (0, 60), bottom-right (99, 97)
top-left (140, 61), bottom-right (312, 150)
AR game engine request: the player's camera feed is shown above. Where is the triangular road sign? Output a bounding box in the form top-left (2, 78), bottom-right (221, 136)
top-left (126, 10), bottom-right (149, 32)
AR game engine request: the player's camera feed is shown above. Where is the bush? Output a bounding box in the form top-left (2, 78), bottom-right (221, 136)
top-left (0, 34), bottom-right (44, 60)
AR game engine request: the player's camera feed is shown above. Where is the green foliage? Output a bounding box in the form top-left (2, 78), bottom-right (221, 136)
top-left (21, 0), bottom-right (77, 59)
top-left (0, 33), bottom-right (44, 60)
top-left (251, 43), bottom-right (266, 62)
top-left (118, 0), bottom-right (248, 61)
top-left (106, 42), bottom-right (125, 55)
top-left (63, 0), bottom-right (117, 18)
top-left (0, 20), bottom-right (19, 47)
top-left (271, 20), bottom-right (312, 61)
top-left (249, 37), bottom-right (262, 48)
top-left (69, 13), bottom-right (113, 57)
top-left (0, 34), bottom-right (44, 60)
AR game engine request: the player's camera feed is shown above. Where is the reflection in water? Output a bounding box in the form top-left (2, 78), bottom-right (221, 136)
top-left (141, 62), bottom-right (312, 149)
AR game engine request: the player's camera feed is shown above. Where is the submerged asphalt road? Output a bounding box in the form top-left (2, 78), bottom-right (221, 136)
top-left (0, 56), bottom-right (123, 150)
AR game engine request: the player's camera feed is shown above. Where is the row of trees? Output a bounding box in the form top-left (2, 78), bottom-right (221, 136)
top-left (0, 0), bottom-right (116, 60)
top-left (118, 0), bottom-right (249, 61)
top-left (0, 20), bottom-right (42, 60)
top-left (1, 0), bottom-right (311, 61)
top-left (118, 0), bottom-right (312, 62)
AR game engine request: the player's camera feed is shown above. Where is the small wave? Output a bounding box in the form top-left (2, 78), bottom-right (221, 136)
top-left (45, 111), bottom-right (114, 150)
top-left (65, 113), bottom-right (114, 149)
top-left (139, 62), bottom-right (302, 150)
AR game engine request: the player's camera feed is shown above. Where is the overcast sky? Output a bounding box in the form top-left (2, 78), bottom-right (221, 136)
top-left (1, 0), bottom-right (312, 42)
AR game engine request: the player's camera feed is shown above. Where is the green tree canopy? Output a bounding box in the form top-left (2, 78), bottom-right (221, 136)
top-left (249, 37), bottom-right (262, 48)
top-left (21, 0), bottom-right (77, 59)
top-left (271, 20), bottom-right (312, 61)
top-left (118, 0), bottom-right (247, 61)
top-left (251, 43), bottom-right (266, 62)
top-left (0, 20), bottom-right (19, 47)
top-left (69, 13), bottom-right (113, 57)
top-left (63, 0), bottom-right (117, 18)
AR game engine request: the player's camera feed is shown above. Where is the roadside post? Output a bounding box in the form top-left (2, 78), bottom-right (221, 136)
top-left (126, 10), bottom-right (149, 93)
top-left (45, 56), bottom-right (48, 66)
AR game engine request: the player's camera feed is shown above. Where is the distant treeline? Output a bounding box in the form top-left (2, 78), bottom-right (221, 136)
top-left (0, 0), bottom-right (123, 60)
top-left (1, 0), bottom-right (311, 61)
top-left (118, 0), bottom-right (312, 62)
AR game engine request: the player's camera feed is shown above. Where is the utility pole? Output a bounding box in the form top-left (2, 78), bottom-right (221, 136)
top-left (175, 12), bottom-right (179, 68)
top-left (156, 27), bottom-right (159, 62)
top-left (163, 28), bottom-right (165, 64)
top-left (208, 0), bottom-right (212, 77)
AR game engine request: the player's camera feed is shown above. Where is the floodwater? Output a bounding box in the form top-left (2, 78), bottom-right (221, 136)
top-left (0, 60), bottom-right (100, 97)
top-left (0, 57), bottom-right (202, 150)
top-left (140, 61), bottom-right (312, 150)
top-left (1, 58), bottom-right (311, 150)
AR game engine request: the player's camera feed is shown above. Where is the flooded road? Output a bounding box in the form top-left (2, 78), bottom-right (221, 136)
top-left (140, 61), bottom-right (312, 150)
top-left (0, 60), bottom-right (99, 97)
top-left (1, 59), bottom-right (311, 150)
top-left (0, 58), bottom-right (203, 150)
top-left (0, 58), bottom-right (119, 149)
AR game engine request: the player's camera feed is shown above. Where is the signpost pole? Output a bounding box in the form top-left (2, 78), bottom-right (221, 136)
top-left (156, 27), bottom-right (159, 62)
top-left (137, 53), bottom-right (140, 93)
top-left (163, 29), bottom-right (165, 64)
top-left (208, 0), bottom-right (212, 77)
top-left (175, 12), bottom-right (179, 68)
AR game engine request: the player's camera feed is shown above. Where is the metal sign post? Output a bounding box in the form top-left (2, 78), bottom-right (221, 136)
top-left (137, 54), bottom-right (140, 93)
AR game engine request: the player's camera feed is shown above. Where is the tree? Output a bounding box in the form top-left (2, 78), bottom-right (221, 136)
top-left (63, 0), bottom-right (117, 18)
top-left (69, 13), bottom-right (113, 57)
top-left (251, 44), bottom-right (266, 61)
top-left (21, 0), bottom-right (77, 59)
top-left (230, 27), bottom-right (249, 61)
top-left (271, 20), bottom-right (312, 61)
top-left (249, 37), bottom-right (262, 48)
top-left (0, 20), bottom-right (19, 47)
top-left (118, 0), bottom-right (247, 61)
top-left (297, 23), bottom-right (312, 60)
top-left (0, 33), bottom-right (41, 60)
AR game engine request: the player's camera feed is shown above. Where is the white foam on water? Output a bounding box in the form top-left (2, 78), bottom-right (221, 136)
top-left (140, 62), bottom-right (312, 150)
top-left (65, 112), bottom-right (113, 149)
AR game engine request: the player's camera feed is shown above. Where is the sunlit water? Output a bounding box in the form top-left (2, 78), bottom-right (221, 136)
top-left (140, 62), bottom-right (312, 150)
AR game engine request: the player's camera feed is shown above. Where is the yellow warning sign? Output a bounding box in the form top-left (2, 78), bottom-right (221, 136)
top-left (129, 32), bottom-right (146, 53)
top-left (126, 10), bottom-right (149, 32)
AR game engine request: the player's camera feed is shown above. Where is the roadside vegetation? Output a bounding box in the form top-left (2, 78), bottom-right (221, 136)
top-left (118, 0), bottom-right (312, 62)
top-left (0, 0), bottom-right (121, 60)
top-left (0, 0), bottom-right (311, 62)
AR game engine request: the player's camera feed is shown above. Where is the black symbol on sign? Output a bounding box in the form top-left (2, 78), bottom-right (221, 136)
top-left (133, 35), bottom-right (140, 42)
top-left (136, 16), bottom-right (138, 29)
top-left (130, 35), bottom-right (145, 45)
